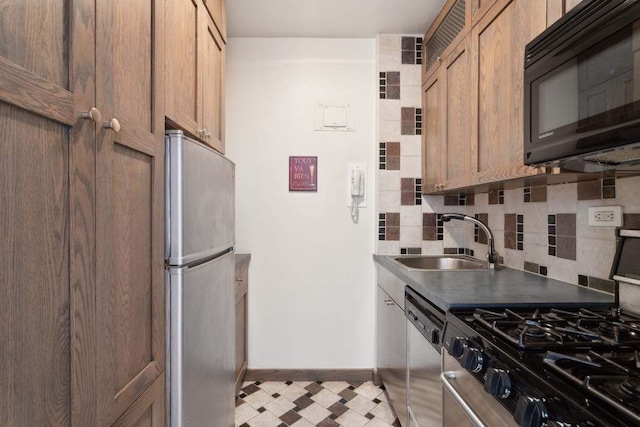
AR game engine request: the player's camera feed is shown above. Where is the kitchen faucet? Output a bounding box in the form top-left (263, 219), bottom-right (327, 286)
top-left (441, 213), bottom-right (499, 269)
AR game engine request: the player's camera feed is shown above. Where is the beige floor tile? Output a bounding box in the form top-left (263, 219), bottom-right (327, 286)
top-left (235, 402), bottom-right (259, 425)
top-left (290, 418), bottom-right (315, 427)
top-left (264, 396), bottom-right (296, 417)
top-left (258, 381), bottom-right (289, 395)
top-left (244, 389), bottom-right (275, 410)
top-left (247, 410), bottom-right (282, 427)
top-left (298, 402), bottom-right (332, 424)
top-left (354, 382), bottom-right (383, 401)
top-left (321, 381), bottom-right (350, 394)
top-left (370, 402), bottom-right (395, 424)
top-left (346, 394), bottom-right (376, 416)
top-left (279, 383), bottom-right (309, 402)
top-left (364, 418), bottom-right (393, 427)
top-left (294, 381), bottom-right (314, 388)
top-left (335, 409), bottom-right (370, 427)
top-left (311, 388), bottom-right (341, 408)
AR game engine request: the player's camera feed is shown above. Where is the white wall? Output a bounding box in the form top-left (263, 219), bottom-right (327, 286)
top-left (226, 38), bottom-right (377, 369)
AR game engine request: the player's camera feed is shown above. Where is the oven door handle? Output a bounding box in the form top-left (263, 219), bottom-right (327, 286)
top-left (441, 371), bottom-right (486, 427)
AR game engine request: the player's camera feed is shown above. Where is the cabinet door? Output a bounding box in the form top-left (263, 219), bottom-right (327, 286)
top-left (165, 0), bottom-right (201, 136)
top-left (444, 36), bottom-right (476, 190)
top-left (203, 0), bottom-right (226, 41)
top-left (474, 0), bottom-right (547, 184)
top-left (95, 0), bottom-right (166, 424)
top-left (234, 261), bottom-right (249, 393)
top-left (376, 286), bottom-right (408, 426)
top-left (422, 69), bottom-right (445, 193)
top-left (201, 12), bottom-right (226, 153)
top-left (0, 0), bottom-right (96, 425)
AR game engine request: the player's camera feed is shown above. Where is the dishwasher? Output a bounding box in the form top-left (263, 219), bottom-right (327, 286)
top-left (405, 286), bottom-right (444, 427)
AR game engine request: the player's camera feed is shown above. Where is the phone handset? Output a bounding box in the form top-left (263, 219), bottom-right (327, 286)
top-left (351, 168), bottom-right (364, 222)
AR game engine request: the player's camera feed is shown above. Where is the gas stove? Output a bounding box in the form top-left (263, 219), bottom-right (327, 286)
top-left (443, 306), bottom-right (640, 427)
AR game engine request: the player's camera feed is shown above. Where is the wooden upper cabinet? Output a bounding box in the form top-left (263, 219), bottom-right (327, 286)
top-left (166, 0), bottom-right (226, 153)
top-left (165, 0), bottom-right (200, 135)
top-left (473, 0), bottom-right (547, 184)
top-left (95, 0), bottom-right (165, 425)
top-left (203, 0), bottom-right (227, 42)
top-left (422, 68), bottom-right (445, 192)
top-left (201, 12), bottom-right (226, 153)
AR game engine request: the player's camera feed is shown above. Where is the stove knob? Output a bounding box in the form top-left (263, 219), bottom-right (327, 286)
top-left (484, 368), bottom-right (511, 398)
top-left (449, 337), bottom-right (467, 357)
top-left (461, 347), bottom-right (484, 373)
top-left (514, 396), bottom-right (548, 427)
top-left (430, 329), bottom-right (440, 345)
top-left (544, 422), bottom-right (574, 427)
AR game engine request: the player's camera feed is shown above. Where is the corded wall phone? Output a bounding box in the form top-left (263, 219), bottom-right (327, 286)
top-left (351, 168), bottom-right (364, 222)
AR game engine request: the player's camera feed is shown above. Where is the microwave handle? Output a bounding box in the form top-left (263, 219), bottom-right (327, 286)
top-left (441, 371), bottom-right (486, 427)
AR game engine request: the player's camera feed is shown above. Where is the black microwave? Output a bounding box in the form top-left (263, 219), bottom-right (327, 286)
top-left (524, 0), bottom-right (640, 172)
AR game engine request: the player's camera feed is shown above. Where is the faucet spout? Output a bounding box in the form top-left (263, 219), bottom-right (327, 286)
top-left (442, 213), bottom-right (499, 268)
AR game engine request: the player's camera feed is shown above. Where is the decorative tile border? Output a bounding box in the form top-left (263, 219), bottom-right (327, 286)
top-left (401, 247), bottom-right (422, 255)
top-left (577, 177), bottom-right (616, 200)
top-left (524, 261), bottom-right (548, 276)
top-left (474, 213), bottom-right (489, 244)
top-left (401, 107), bottom-right (422, 136)
top-left (401, 178), bottom-right (421, 205)
top-left (445, 194), bottom-right (474, 206)
top-left (436, 214), bottom-right (444, 241)
top-left (444, 247), bottom-right (475, 257)
top-left (489, 189), bottom-right (505, 205)
top-left (379, 71), bottom-right (400, 100)
top-left (379, 142), bottom-right (400, 170)
top-left (524, 186), bottom-right (547, 203)
top-left (378, 213), bottom-right (400, 241)
top-left (548, 214), bottom-right (557, 256)
top-left (401, 36), bottom-right (422, 65)
top-left (505, 214), bottom-right (523, 250)
top-left (578, 275), bottom-right (615, 294)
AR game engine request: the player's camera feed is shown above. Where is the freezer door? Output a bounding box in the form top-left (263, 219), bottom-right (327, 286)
top-left (166, 130), bottom-right (235, 265)
top-left (169, 250), bottom-right (235, 427)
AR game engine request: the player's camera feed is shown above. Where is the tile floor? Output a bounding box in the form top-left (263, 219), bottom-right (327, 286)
top-left (236, 380), bottom-right (400, 426)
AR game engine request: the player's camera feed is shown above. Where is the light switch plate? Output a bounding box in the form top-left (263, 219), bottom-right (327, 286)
top-left (588, 206), bottom-right (623, 227)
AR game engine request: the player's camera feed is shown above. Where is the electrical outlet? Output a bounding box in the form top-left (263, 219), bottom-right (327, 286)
top-left (588, 206), bottom-right (623, 227)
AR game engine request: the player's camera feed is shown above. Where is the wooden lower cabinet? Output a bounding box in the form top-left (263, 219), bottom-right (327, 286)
top-left (235, 255), bottom-right (250, 393)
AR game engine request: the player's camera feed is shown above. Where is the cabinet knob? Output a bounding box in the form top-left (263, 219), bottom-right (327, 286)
top-left (235, 278), bottom-right (244, 282)
top-left (384, 298), bottom-right (395, 306)
top-left (197, 128), bottom-right (208, 139)
top-left (80, 107), bottom-right (102, 123)
top-left (103, 118), bottom-right (121, 132)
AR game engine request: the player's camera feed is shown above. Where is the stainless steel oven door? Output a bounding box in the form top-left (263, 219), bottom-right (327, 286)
top-left (441, 352), bottom-right (518, 427)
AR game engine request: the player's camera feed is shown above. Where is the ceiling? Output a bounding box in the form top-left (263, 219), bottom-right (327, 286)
top-left (227, 0), bottom-right (447, 38)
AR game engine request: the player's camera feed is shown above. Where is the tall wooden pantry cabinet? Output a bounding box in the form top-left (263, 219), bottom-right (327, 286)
top-left (0, 0), bottom-right (166, 425)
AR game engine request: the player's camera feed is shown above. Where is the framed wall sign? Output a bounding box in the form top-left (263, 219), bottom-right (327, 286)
top-left (289, 156), bottom-right (317, 191)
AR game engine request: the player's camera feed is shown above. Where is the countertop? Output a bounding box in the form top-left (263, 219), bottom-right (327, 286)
top-left (235, 253), bottom-right (251, 266)
top-left (373, 255), bottom-right (615, 312)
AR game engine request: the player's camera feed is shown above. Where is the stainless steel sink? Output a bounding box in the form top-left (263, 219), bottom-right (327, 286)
top-left (391, 255), bottom-right (488, 271)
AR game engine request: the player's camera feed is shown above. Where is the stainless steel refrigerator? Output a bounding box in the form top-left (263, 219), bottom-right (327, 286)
top-left (166, 130), bottom-right (235, 426)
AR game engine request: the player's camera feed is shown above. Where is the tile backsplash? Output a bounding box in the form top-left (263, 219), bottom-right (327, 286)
top-left (376, 35), bottom-right (640, 295)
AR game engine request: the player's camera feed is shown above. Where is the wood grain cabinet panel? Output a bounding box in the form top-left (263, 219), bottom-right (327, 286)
top-left (96, 0), bottom-right (165, 424)
top-left (166, 0), bottom-right (226, 152)
top-left (473, 0), bottom-right (547, 184)
top-left (112, 374), bottom-right (166, 427)
top-left (235, 258), bottom-right (250, 393)
top-left (203, 0), bottom-right (227, 41)
top-left (422, 69), bottom-right (445, 193)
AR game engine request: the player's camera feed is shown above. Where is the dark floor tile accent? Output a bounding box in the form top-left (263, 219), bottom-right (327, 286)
top-left (257, 407), bottom-right (266, 413)
top-left (474, 213), bottom-right (489, 244)
top-left (272, 393), bottom-right (280, 398)
top-left (578, 274), bottom-right (589, 287)
top-left (278, 423), bottom-right (287, 427)
top-left (588, 276), bottom-right (615, 294)
top-left (365, 413), bottom-right (375, 419)
top-left (328, 402), bottom-right (349, 417)
top-left (578, 180), bottom-right (601, 200)
top-left (556, 236), bottom-right (577, 261)
top-left (373, 398), bottom-right (381, 404)
top-left (318, 418), bottom-right (340, 427)
top-left (401, 247), bottom-right (422, 255)
top-left (236, 397), bottom-right (245, 407)
top-left (242, 384), bottom-right (260, 395)
top-left (293, 395), bottom-right (314, 410)
top-left (556, 214), bottom-right (576, 237)
top-left (348, 381), bottom-right (364, 388)
top-left (305, 383), bottom-right (323, 394)
top-left (280, 410), bottom-right (302, 424)
top-left (338, 389), bottom-right (357, 401)
top-left (602, 177), bottom-right (616, 199)
top-left (239, 423), bottom-right (249, 427)
top-left (624, 214), bottom-right (640, 229)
